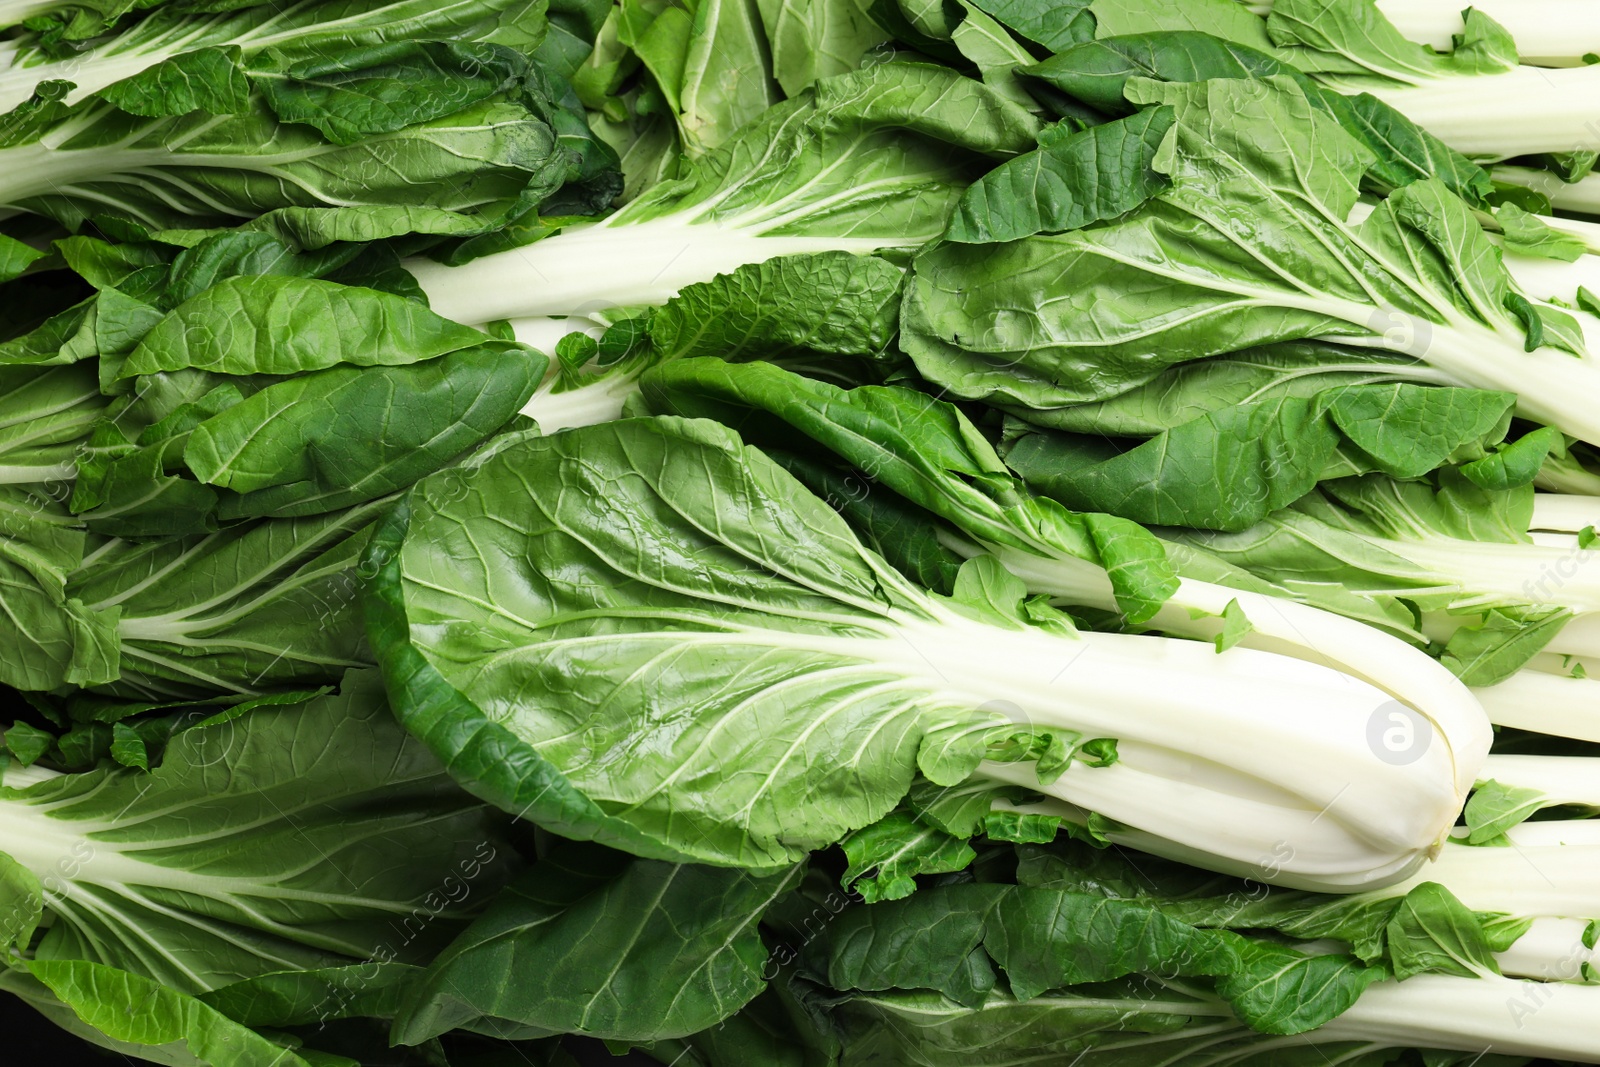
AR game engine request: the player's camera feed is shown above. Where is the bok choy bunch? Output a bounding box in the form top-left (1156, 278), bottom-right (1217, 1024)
top-left (404, 61), bottom-right (1040, 328)
top-left (363, 414), bottom-right (1489, 892)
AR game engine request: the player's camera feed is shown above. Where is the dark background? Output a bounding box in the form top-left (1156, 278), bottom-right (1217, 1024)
top-left (0, 995), bottom-right (661, 1066)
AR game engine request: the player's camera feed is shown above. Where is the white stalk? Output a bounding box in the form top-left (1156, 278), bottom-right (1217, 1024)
top-left (1495, 916), bottom-right (1599, 983)
top-left (409, 215), bottom-right (905, 326)
top-left (1353, 64), bottom-right (1600, 160)
top-left (0, 0), bottom-right (59, 28)
top-left (1312, 972), bottom-right (1600, 1058)
top-left (1478, 753), bottom-right (1600, 810)
top-left (519, 370), bottom-right (644, 433)
top-left (0, 48), bottom-right (194, 114)
top-left (1500, 244), bottom-right (1600, 308)
top-left (730, 587), bottom-right (1471, 891)
top-left (1370, 826), bottom-right (1600, 918)
top-left (1372, 0), bottom-right (1600, 65)
top-left (970, 541), bottom-right (1491, 818)
top-left (1, 761), bottom-right (61, 789)
top-left (1505, 820), bottom-right (1600, 846)
top-left (0, 462), bottom-right (74, 483)
top-left (1494, 167), bottom-right (1600, 218)
top-left (1388, 535), bottom-right (1600, 612)
top-left (1532, 494), bottom-right (1600, 534)
top-left (1522, 650), bottom-right (1600, 677)
top-left (1473, 669), bottom-right (1600, 743)
top-left (0, 119), bottom-right (174, 206)
top-left (506, 315), bottom-right (605, 355)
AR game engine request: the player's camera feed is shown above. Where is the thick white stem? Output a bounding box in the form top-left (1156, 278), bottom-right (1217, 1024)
top-left (0, 136), bottom-right (172, 207)
top-left (1357, 64), bottom-right (1600, 160)
top-left (506, 315), bottom-right (605, 354)
top-left (1494, 167), bottom-right (1600, 219)
top-left (1495, 916), bottom-right (1598, 983)
top-left (1535, 458), bottom-right (1600, 497)
top-left (0, 47), bottom-right (189, 114)
top-left (1479, 753), bottom-right (1600, 809)
top-left (853, 605), bottom-right (1470, 891)
top-left (1473, 669), bottom-right (1600, 743)
top-left (1373, 828), bottom-right (1600, 918)
top-left (1, 761), bottom-right (61, 788)
top-left (978, 544), bottom-right (1491, 807)
top-left (1375, 534), bottom-right (1600, 613)
top-left (519, 371), bottom-right (644, 433)
top-left (1532, 494), bottom-right (1600, 534)
top-left (1314, 973), bottom-right (1600, 1058)
top-left (1373, 0), bottom-right (1600, 64)
top-left (0, 0), bottom-right (59, 29)
top-left (407, 217), bottom-right (905, 324)
top-left (0, 462), bottom-right (74, 483)
top-left (1500, 244), bottom-right (1600, 307)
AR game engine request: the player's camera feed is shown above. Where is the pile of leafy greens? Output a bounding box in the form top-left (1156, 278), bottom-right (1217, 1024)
top-left (4, 0), bottom-right (1600, 1063)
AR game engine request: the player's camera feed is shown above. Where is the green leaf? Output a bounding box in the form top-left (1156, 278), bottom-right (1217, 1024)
top-left (1215, 940), bottom-right (1383, 1035)
top-left (1463, 779), bottom-right (1552, 844)
top-left (364, 418), bottom-right (1024, 869)
top-left (755, 0), bottom-right (889, 96)
top-left (0, 54), bottom-right (565, 239)
top-left (95, 45), bottom-right (251, 118)
top-left (775, 451), bottom-right (966, 596)
top-left (109, 720), bottom-right (149, 770)
top-left (0, 487), bottom-right (121, 692)
top-left (1497, 202), bottom-right (1588, 262)
top-left (23, 959), bottom-right (320, 1066)
top-left (0, 233), bottom-right (47, 284)
top-left (1503, 291), bottom-right (1546, 352)
top-left (811, 59), bottom-right (1040, 157)
top-left (1438, 607), bottom-right (1571, 686)
top-left (3, 671), bottom-right (514, 992)
top-left (650, 252), bottom-right (904, 362)
top-left (123, 276), bottom-right (503, 378)
top-left (965, 0), bottom-right (1093, 51)
top-left (199, 962), bottom-right (422, 1028)
top-left (1266, 0), bottom-right (1518, 80)
top-left (903, 75), bottom-right (1594, 448)
top-left (841, 810), bottom-right (978, 901)
top-left (2, 721), bottom-right (53, 766)
top-left (0, 851), bottom-right (43, 954)
top-left (392, 842), bottom-right (800, 1043)
top-left (67, 499), bottom-right (385, 696)
top-left (1459, 426), bottom-right (1561, 491)
top-left (944, 106), bottom-right (1175, 243)
top-left (1002, 383), bottom-right (1519, 531)
top-left (1382, 881), bottom-right (1500, 980)
top-left (1214, 598), bottom-right (1252, 653)
top-left (186, 342), bottom-right (546, 518)
top-left (639, 357), bottom-right (1178, 621)
top-left (254, 41), bottom-right (535, 146)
